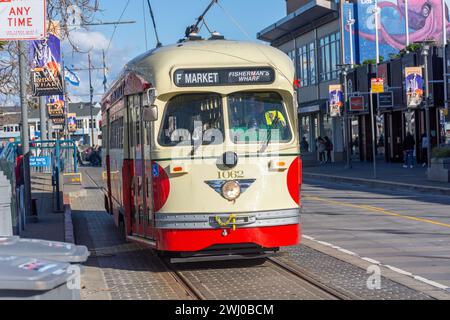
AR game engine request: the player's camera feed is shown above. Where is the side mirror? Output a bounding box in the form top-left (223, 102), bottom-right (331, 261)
top-left (145, 87), bottom-right (157, 106)
top-left (143, 105), bottom-right (158, 122)
top-left (142, 87), bottom-right (158, 122)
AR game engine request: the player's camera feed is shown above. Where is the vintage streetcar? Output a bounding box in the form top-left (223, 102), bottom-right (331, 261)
top-left (101, 38), bottom-right (302, 261)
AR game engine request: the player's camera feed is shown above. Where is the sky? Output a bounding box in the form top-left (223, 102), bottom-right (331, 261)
top-left (63, 0), bottom-right (286, 103)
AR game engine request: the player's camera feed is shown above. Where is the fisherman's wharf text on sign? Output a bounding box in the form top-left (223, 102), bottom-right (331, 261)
top-left (174, 67), bottom-right (275, 87)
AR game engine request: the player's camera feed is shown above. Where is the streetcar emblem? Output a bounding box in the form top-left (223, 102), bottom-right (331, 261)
top-left (205, 179), bottom-right (256, 196)
top-left (152, 164), bottom-right (160, 177)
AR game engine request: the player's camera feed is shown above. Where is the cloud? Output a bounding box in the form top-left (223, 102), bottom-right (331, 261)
top-left (66, 29), bottom-right (110, 53)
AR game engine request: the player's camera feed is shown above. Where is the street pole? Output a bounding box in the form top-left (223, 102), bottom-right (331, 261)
top-left (348, 9), bottom-right (355, 67)
top-left (102, 49), bottom-right (108, 93)
top-left (343, 67), bottom-right (352, 169)
top-left (374, 0), bottom-right (380, 64)
top-left (39, 96), bottom-right (47, 141)
top-left (405, 0), bottom-right (410, 47)
top-left (18, 42), bottom-right (29, 154)
top-left (442, 0), bottom-right (448, 145)
top-left (423, 48), bottom-right (432, 169)
top-left (88, 52), bottom-right (94, 146)
top-left (370, 89), bottom-right (377, 179)
top-left (18, 41), bottom-right (34, 222)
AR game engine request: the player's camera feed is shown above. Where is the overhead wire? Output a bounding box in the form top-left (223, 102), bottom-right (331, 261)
top-left (216, 1), bottom-right (293, 86)
top-left (105, 0), bottom-right (131, 54)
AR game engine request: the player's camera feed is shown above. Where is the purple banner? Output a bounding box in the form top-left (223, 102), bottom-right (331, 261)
top-left (29, 33), bottom-right (63, 96)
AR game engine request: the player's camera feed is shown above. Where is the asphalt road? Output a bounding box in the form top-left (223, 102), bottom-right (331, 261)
top-left (302, 179), bottom-right (450, 288)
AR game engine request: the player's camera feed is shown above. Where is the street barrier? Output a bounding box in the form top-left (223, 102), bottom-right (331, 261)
top-left (0, 255), bottom-right (80, 300)
top-left (0, 237), bottom-right (89, 300)
top-left (0, 236), bottom-right (90, 263)
top-left (0, 172), bottom-right (12, 236)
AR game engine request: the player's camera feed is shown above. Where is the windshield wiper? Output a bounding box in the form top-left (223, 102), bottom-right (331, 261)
top-left (259, 115), bottom-right (281, 153)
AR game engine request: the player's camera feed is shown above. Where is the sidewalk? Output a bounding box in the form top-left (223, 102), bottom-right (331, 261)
top-left (303, 161), bottom-right (450, 195)
top-left (19, 173), bottom-right (65, 242)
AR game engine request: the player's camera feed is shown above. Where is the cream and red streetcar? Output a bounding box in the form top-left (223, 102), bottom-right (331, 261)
top-left (101, 38), bottom-right (302, 260)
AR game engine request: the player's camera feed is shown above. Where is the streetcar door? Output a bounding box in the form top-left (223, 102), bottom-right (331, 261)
top-left (130, 95), bottom-right (145, 237)
top-left (130, 94), bottom-right (155, 240)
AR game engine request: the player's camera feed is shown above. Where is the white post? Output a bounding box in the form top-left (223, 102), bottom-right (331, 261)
top-left (405, 0), bottom-right (410, 47)
top-left (374, 0), bottom-right (380, 64)
top-left (348, 8), bottom-right (355, 67)
top-left (443, 0), bottom-right (448, 110)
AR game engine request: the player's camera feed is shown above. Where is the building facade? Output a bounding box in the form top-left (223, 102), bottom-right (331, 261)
top-left (0, 103), bottom-right (102, 146)
top-left (258, 0), bottom-right (345, 164)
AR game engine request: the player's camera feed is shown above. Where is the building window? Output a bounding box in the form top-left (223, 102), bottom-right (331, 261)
top-left (319, 32), bottom-right (341, 82)
top-left (76, 120), bottom-right (83, 129)
top-left (297, 42), bottom-right (316, 87)
top-left (89, 119), bottom-right (97, 129)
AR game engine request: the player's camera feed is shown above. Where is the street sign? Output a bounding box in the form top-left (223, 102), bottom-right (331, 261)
top-left (349, 96), bottom-right (365, 112)
top-left (371, 78), bottom-right (384, 93)
top-left (30, 156), bottom-right (50, 168)
top-left (378, 92), bottom-right (394, 108)
top-left (0, 0), bottom-right (46, 40)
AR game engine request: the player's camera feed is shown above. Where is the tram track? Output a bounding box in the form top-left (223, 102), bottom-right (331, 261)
top-left (267, 257), bottom-right (353, 300)
top-left (83, 167), bottom-right (344, 300)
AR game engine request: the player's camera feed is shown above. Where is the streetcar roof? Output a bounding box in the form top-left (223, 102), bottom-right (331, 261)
top-left (102, 40), bottom-right (295, 106)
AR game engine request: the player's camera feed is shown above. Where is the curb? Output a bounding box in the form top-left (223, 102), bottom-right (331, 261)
top-left (304, 172), bottom-right (450, 196)
top-left (63, 194), bottom-right (75, 244)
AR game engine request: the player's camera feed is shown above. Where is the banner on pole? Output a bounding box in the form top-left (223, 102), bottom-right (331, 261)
top-left (67, 113), bottom-right (77, 132)
top-left (405, 67), bottom-right (424, 109)
top-left (29, 32), bottom-right (63, 96)
top-left (0, 0), bottom-right (46, 40)
top-left (329, 84), bottom-right (343, 117)
top-left (46, 95), bottom-right (65, 118)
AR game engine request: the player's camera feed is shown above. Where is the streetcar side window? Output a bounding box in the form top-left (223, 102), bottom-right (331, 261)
top-left (228, 92), bottom-right (292, 144)
top-left (159, 94), bottom-right (224, 147)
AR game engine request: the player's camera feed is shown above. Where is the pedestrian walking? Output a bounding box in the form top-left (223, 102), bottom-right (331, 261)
top-left (421, 133), bottom-right (428, 167)
top-left (300, 136), bottom-right (309, 153)
top-left (402, 132), bottom-right (415, 169)
top-left (324, 136), bottom-right (333, 163)
top-left (317, 137), bottom-right (326, 164)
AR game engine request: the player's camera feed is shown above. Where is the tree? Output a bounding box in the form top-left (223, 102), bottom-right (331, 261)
top-left (0, 0), bottom-right (100, 100)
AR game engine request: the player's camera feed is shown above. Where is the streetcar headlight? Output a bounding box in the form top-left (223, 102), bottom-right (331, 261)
top-left (221, 180), bottom-right (241, 201)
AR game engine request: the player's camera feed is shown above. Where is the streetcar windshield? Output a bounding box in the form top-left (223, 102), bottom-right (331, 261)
top-left (228, 92), bottom-right (292, 144)
top-left (159, 93), bottom-right (224, 146)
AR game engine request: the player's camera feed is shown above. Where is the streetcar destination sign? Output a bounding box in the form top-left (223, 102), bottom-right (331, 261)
top-left (174, 67), bottom-right (275, 87)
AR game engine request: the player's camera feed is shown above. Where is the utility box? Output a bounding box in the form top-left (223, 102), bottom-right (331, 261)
top-left (0, 255), bottom-right (79, 300)
top-left (0, 237), bottom-right (89, 263)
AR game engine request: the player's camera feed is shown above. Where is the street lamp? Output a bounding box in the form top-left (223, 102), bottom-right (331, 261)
top-left (337, 63), bottom-right (353, 169)
top-left (415, 40), bottom-right (435, 170)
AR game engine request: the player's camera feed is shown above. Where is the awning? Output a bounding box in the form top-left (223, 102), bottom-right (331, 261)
top-left (257, 0), bottom-right (338, 42)
top-left (299, 99), bottom-right (328, 115)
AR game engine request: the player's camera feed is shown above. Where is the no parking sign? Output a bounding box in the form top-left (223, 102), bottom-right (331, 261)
top-left (0, 0), bottom-right (47, 40)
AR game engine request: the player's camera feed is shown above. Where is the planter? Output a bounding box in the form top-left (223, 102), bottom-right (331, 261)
top-left (427, 157), bottom-right (450, 183)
